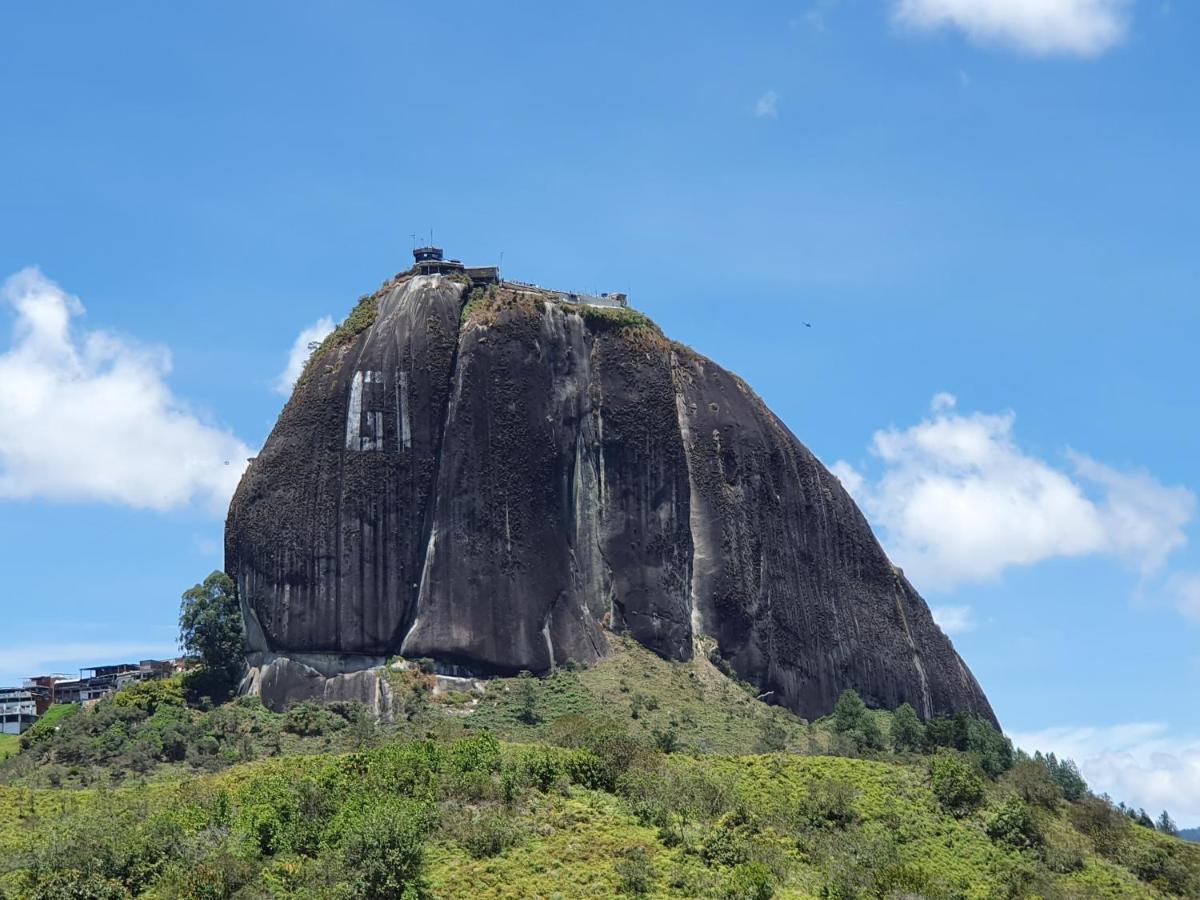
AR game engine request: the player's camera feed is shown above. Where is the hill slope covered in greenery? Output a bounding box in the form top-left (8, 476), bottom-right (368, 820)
top-left (2, 639), bottom-right (1197, 898)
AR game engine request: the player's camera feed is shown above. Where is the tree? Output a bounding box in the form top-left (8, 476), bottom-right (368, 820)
top-left (1035, 752), bottom-right (1087, 801)
top-left (831, 689), bottom-right (884, 753)
top-left (179, 571), bottom-right (245, 701)
top-left (890, 703), bottom-right (924, 753)
top-left (965, 718), bottom-right (1014, 777)
top-left (832, 690), bottom-right (868, 734)
top-left (516, 670), bottom-right (539, 725)
top-left (1157, 810), bottom-right (1179, 836)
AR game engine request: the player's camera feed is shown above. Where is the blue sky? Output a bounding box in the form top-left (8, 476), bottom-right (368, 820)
top-left (2, 1), bottom-right (1198, 821)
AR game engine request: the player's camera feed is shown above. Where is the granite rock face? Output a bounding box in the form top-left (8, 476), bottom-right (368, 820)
top-left (227, 275), bottom-right (996, 723)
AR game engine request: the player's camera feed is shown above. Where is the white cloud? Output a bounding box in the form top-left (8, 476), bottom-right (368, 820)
top-left (754, 90), bottom-right (780, 119)
top-left (834, 394), bottom-right (1195, 591)
top-left (0, 268), bottom-right (252, 513)
top-left (931, 605), bottom-right (976, 634)
top-left (274, 315), bottom-right (334, 395)
top-left (893, 0), bottom-right (1130, 57)
top-left (829, 459), bottom-right (865, 498)
top-left (1012, 722), bottom-right (1200, 826)
top-left (1167, 572), bottom-right (1200, 622)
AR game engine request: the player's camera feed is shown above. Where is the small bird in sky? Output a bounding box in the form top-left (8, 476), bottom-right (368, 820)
top-left (802, 321), bottom-right (812, 328)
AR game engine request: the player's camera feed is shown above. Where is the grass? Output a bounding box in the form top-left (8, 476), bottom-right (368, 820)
top-left (466, 634), bottom-right (828, 756)
top-left (292, 290), bottom-right (382, 392)
top-left (460, 284), bottom-right (543, 328)
top-left (0, 735), bottom-right (18, 763)
top-left (425, 790), bottom-right (692, 899)
top-left (460, 284), bottom-right (664, 347)
top-left (31, 702), bottom-right (78, 732)
top-left (565, 301), bottom-right (661, 335)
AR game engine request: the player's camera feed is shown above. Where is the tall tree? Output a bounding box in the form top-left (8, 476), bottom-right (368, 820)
top-left (891, 703), bottom-right (925, 753)
top-left (1157, 810), bottom-right (1179, 836)
top-left (179, 571), bottom-right (245, 701)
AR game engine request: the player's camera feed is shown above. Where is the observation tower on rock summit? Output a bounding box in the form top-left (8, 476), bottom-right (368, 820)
top-left (411, 246), bottom-right (500, 285)
top-left (410, 245), bottom-right (629, 309)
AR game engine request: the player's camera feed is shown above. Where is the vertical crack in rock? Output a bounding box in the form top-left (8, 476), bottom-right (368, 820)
top-left (892, 571), bottom-right (933, 719)
top-left (670, 349), bottom-right (712, 647)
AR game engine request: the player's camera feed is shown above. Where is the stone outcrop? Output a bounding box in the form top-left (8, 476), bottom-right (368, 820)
top-left (227, 274), bottom-right (996, 724)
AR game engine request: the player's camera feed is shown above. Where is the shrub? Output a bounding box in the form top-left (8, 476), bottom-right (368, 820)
top-left (799, 777), bottom-right (859, 830)
top-left (614, 846), bottom-right (656, 895)
top-left (110, 677), bottom-right (187, 715)
top-left (754, 714), bottom-right (788, 753)
top-left (617, 763), bottom-right (735, 847)
top-left (444, 805), bottom-right (524, 859)
top-left (19, 704), bottom-right (81, 751)
top-left (700, 810), bottom-right (755, 867)
top-left (985, 797), bottom-right (1042, 850)
top-left (1126, 842), bottom-right (1192, 893)
top-left (930, 750), bottom-right (984, 816)
top-left (446, 730), bottom-right (501, 776)
top-left (1041, 829), bottom-right (1088, 873)
top-left (1007, 759), bottom-right (1061, 810)
top-left (548, 716), bottom-right (644, 790)
top-left (329, 797), bottom-right (434, 899)
top-left (150, 845), bottom-right (259, 899)
top-left (284, 701), bottom-right (337, 736)
top-left (651, 727), bottom-right (679, 754)
top-left (722, 862), bottom-right (774, 900)
top-left (812, 823), bottom-right (900, 900)
top-left (1069, 795), bottom-right (1130, 859)
top-left (516, 746), bottom-right (567, 792)
top-left (16, 792), bottom-right (184, 894)
top-left (16, 870), bottom-right (132, 899)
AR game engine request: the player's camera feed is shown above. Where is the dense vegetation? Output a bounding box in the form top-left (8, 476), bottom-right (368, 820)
top-left (2, 634), bottom-right (1197, 898)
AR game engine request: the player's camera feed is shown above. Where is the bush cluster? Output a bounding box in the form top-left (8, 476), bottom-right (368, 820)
top-left (2, 684), bottom-right (376, 788)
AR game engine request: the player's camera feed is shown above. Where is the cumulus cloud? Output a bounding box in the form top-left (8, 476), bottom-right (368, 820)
top-left (931, 605), bottom-right (976, 634)
top-left (893, 0), bottom-right (1130, 57)
top-left (274, 315), bottom-right (334, 395)
top-left (754, 90), bottom-right (780, 119)
top-left (834, 394), bottom-right (1195, 591)
top-left (0, 268), bottom-right (252, 512)
top-left (1012, 722), bottom-right (1200, 826)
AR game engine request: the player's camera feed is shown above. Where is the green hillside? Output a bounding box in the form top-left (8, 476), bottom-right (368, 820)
top-left (1, 639), bottom-right (1197, 898)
